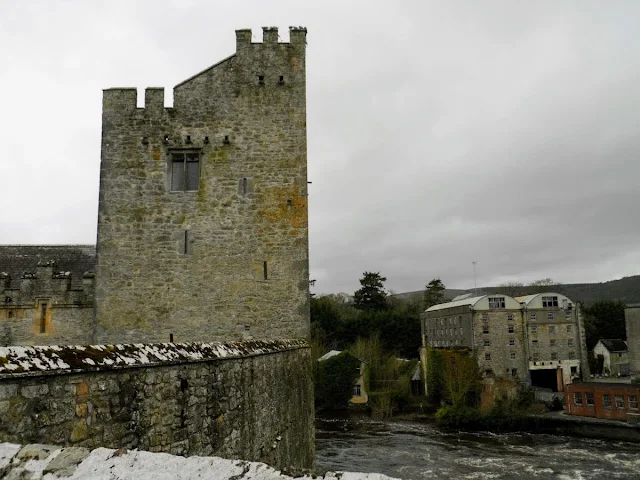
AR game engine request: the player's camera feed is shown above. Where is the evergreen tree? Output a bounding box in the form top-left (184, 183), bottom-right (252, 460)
top-left (353, 272), bottom-right (388, 311)
top-left (423, 278), bottom-right (447, 309)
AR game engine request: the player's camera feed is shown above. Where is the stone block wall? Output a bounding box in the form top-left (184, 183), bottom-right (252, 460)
top-left (625, 305), bottom-right (640, 376)
top-left (95, 27), bottom-right (310, 344)
top-left (1, 263), bottom-right (94, 347)
top-left (0, 340), bottom-right (314, 473)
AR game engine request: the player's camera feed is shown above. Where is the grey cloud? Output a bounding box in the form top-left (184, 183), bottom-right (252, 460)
top-left (1, 0), bottom-right (639, 296)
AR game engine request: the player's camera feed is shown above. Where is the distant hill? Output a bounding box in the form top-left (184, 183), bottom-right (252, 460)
top-left (393, 275), bottom-right (640, 306)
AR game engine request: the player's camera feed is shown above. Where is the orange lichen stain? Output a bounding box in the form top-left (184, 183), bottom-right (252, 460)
top-left (290, 56), bottom-right (299, 71)
top-left (257, 185), bottom-right (307, 228)
top-left (153, 150), bottom-right (161, 160)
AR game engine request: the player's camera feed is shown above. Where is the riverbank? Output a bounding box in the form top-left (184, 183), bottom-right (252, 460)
top-left (530, 410), bottom-right (640, 442)
top-left (340, 405), bottom-right (640, 443)
top-left (315, 415), bottom-right (640, 479)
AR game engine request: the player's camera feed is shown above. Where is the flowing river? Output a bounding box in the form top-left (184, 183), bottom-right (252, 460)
top-left (315, 415), bottom-right (640, 479)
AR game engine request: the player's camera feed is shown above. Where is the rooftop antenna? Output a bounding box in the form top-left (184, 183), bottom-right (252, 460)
top-left (472, 261), bottom-right (478, 295)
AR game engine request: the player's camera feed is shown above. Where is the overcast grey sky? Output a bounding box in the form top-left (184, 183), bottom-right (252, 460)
top-left (1, 1), bottom-right (639, 295)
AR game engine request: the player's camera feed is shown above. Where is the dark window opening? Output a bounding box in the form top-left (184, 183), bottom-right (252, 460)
top-left (164, 134), bottom-right (170, 143)
top-left (40, 303), bottom-right (47, 333)
top-left (185, 135), bottom-right (191, 144)
top-left (279, 75), bottom-right (284, 85)
top-left (223, 135), bottom-right (230, 144)
top-left (180, 379), bottom-right (188, 393)
top-left (204, 136), bottom-right (209, 144)
top-left (586, 392), bottom-right (594, 406)
top-left (184, 231), bottom-right (189, 255)
top-left (7, 310), bottom-right (14, 318)
top-left (263, 261), bottom-right (268, 280)
top-left (258, 75), bottom-right (264, 85)
top-left (171, 152), bottom-right (200, 192)
top-left (242, 177), bottom-right (248, 195)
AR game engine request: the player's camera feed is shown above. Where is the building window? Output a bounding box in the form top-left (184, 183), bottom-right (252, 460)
top-left (510, 351), bottom-right (516, 359)
top-left (574, 392), bottom-right (583, 406)
top-left (568, 339), bottom-right (574, 347)
top-left (530, 313), bottom-right (537, 321)
top-left (586, 392), bottom-right (594, 406)
top-left (508, 325), bottom-right (514, 333)
top-left (550, 339), bottom-right (556, 347)
top-left (484, 339), bottom-right (491, 347)
top-left (170, 152), bottom-right (200, 191)
top-left (483, 326), bottom-right (489, 334)
top-left (37, 300), bottom-right (49, 334)
top-left (482, 313), bottom-right (488, 322)
top-left (507, 313), bottom-right (513, 322)
top-left (509, 338), bottom-right (515, 346)
top-left (603, 394), bottom-right (611, 408)
top-left (629, 395), bottom-right (638, 410)
top-left (531, 326), bottom-right (537, 333)
top-left (484, 369), bottom-right (493, 378)
top-left (488, 297), bottom-right (505, 309)
top-left (548, 312), bottom-right (555, 321)
top-left (542, 296), bottom-right (558, 307)
top-left (485, 353), bottom-right (491, 361)
top-left (460, 327), bottom-right (463, 335)
top-left (551, 352), bottom-right (558, 360)
top-left (566, 312), bottom-right (572, 320)
top-left (548, 325), bottom-right (555, 334)
top-left (353, 384), bottom-right (361, 396)
top-left (615, 395), bottom-right (625, 409)
top-left (566, 325), bottom-right (572, 333)
top-left (511, 368), bottom-right (518, 378)
top-left (532, 339), bottom-right (538, 347)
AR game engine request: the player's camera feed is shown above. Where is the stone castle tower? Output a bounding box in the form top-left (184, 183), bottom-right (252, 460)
top-left (94, 27), bottom-right (309, 344)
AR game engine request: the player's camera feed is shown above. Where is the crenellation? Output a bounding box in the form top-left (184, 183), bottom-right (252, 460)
top-left (262, 27), bottom-right (279, 44)
top-left (102, 88), bottom-right (138, 112)
top-left (144, 87), bottom-right (165, 112)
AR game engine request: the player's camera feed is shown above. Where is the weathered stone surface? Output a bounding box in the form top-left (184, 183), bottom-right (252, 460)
top-left (43, 447), bottom-right (90, 477)
top-left (94, 27), bottom-right (310, 345)
top-left (0, 443), bottom-right (399, 479)
top-left (16, 443), bottom-right (59, 460)
top-left (0, 246), bottom-right (95, 347)
top-left (0, 342), bottom-right (314, 472)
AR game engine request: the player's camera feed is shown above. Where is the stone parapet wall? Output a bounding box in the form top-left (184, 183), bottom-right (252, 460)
top-left (0, 340), bottom-right (314, 472)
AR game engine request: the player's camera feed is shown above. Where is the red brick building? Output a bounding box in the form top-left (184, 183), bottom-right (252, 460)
top-left (566, 382), bottom-right (640, 422)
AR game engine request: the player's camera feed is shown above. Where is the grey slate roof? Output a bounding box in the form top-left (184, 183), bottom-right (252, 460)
top-left (599, 339), bottom-right (628, 352)
top-left (0, 245), bottom-right (96, 290)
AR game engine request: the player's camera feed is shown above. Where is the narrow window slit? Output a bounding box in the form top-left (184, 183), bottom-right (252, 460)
top-left (242, 177), bottom-right (248, 195)
top-left (263, 261), bottom-right (268, 280)
top-left (184, 231), bottom-right (188, 255)
top-left (279, 75), bottom-right (284, 85)
top-left (258, 75), bottom-right (264, 85)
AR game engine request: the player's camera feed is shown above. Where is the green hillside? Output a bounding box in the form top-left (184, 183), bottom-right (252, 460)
top-left (393, 275), bottom-right (640, 306)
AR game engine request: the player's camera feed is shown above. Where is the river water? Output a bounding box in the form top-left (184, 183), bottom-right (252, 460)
top-left (315, 415), bottom-right (640, 479)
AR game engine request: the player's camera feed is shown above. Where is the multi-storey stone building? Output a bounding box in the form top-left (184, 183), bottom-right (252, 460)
top-left (421, 292), bottom-right (589, 391)
top-left (95, 27), bottom-right (309, 344)
top-left (1, 27), bottom-right (310, 347)
top-left (0, 246), bottom-right (95, 346)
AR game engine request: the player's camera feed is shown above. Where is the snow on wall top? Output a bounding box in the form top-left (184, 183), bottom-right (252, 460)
top-left (0, 339), bottom-right (308, 377)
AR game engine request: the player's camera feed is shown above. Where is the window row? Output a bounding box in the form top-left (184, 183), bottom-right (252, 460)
top-left (431, 339), bottom-right (465, 347)
top-left (531, 352), bottom-right (576, 361)
top-left (430, 316), bottom-right (463, 327)
top-left (574, 392), bottom-right (638, 410)
top-left (483, 339), bottom-right (517, 347)
top-left (531, 339), bottom-right (573, 347)
top-left (429, 327), bottom-right (464, 337)
top-left (530, 325), bottom-right (572, 333)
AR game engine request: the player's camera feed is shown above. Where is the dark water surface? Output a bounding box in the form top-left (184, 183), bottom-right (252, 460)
top-left (315, 415), bottom-right (640, 479)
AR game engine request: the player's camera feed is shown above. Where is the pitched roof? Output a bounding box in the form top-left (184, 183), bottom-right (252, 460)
top-left (0, 245), bottom-right (96, 290)
top-left (425, 295), bottom-right (486, 312)
top-left (598, 339), bottom-right (628, 352)
top-left (317, 350), bottom-right (342, 361)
